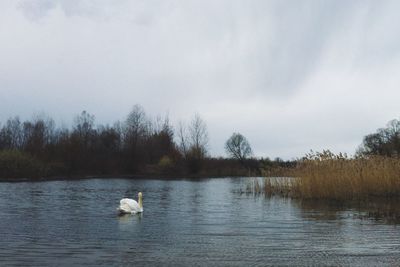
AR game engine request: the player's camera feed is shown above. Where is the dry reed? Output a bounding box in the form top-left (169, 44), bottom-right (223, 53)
top-left (262, 150), bottom-right (400, 200)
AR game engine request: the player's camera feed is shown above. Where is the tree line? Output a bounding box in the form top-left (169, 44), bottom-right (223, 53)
top-left (0, 105), bottom-right (267, 179)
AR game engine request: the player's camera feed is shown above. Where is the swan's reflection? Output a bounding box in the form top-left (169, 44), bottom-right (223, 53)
top-left (117, 212), bottom-right (143, 229)
top-left (117, 213), bottom-right (143, 232)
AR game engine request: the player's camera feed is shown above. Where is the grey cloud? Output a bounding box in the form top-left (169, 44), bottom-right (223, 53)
top-left (15, 0), bottom-right (350, 97)
top-left (18, 0), bottom-right (173, 25)
top-left (18, 0), bottom-right (56, 20)
top-left (2, 0), bottom-right (400, 158)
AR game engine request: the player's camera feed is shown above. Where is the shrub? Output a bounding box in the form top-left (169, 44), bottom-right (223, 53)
top-left (158, 155), bottom-right (174, 173)
top-left (0, 150), bottom-right (46, 179)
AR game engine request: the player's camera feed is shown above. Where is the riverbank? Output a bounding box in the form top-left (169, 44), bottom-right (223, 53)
top-left (0, 152), bottom-right (252, 182)
top-left (0, 150), bottom-right (268, 182)
top-left (0, 173), bottom-right (255, 183)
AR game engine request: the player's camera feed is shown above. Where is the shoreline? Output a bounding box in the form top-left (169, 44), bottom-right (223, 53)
top-left (0, 173), bottom-right (252, 183)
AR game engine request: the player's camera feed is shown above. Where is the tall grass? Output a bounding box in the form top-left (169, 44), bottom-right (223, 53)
top-left (262, 150), bottom-right (400, 200)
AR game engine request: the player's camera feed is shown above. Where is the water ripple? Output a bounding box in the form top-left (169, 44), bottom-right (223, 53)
top-left (0, 178), bottom-right (399, 266)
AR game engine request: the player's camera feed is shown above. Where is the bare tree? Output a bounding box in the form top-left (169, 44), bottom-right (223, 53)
top-left (188, 114), bottom-right (208, 159)
top-left (23, 119), bottom-right (47, 155)
top-left (123, 105), bottom-right (151, 170)
top-left (225, 132), bottom-right (252, 163)
top-left (177, 121), bottom-right (189, 157)
top-left (112, 120), bottom-right (123, 152)
top-left (124, 104), bottom-right (148, 143)
top-left (175, 114), bottom-right (209, 173)
top-left (0, 117), bottom-right (24, 150)
top-left (24, 114), bottom-right (56, 150)
top-left (73, 110), bottom-right (95, 148)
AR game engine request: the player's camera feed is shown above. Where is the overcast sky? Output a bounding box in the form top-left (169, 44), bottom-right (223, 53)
top-left (1, 0), bottom-right (400, 159)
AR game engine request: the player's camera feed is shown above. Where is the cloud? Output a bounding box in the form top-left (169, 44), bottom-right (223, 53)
top-left (18, 0), bottom-right (174, 24)
top-left (1, 0), bottom-right (400, 158)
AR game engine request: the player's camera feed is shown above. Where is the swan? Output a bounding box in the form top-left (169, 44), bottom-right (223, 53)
top-left (117, 192), bottom-right (143, 214)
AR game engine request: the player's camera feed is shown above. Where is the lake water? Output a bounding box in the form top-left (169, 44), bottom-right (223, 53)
top-left (0, 178), bottom-right (399, 266)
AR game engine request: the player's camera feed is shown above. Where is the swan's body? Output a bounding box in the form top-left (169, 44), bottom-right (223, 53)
top-left (117, 192), bottom-right (143, 214)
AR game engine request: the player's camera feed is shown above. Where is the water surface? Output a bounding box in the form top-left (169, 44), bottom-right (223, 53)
top-left (0, 178), bottom-right (399, 266)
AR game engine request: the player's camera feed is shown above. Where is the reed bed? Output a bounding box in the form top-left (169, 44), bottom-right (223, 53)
top-left (245, 178), bottom-right (262, 194)
top-left (244, 177), bottom-right (293, 196)
top-left (261, 150), bottom-right (400, 200)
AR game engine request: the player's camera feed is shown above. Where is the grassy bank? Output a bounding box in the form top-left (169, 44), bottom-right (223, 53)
top-left (260, 150), bottom-right (400, 200)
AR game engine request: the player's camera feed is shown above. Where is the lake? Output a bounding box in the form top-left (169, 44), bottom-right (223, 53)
top-left (0, 178), bottom-right (399, 266)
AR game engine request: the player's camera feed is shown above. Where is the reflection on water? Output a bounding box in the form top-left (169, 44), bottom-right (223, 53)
top-left (118, 212), bottom-right (143, 223)
top-left (0, 178), bottom-right (399, 266)
top-left (296, 198), bottom-right (400, 224)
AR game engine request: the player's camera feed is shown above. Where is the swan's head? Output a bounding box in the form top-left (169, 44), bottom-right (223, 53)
top-left (138, 192), bottom-right (143, 208)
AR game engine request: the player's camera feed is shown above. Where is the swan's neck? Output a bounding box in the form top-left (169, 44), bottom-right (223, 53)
top-left (138, 195), bottom-right (143, 208)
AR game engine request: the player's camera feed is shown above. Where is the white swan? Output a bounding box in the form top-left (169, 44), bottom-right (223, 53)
top-left (117, 192), bottom-right (143, 214)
